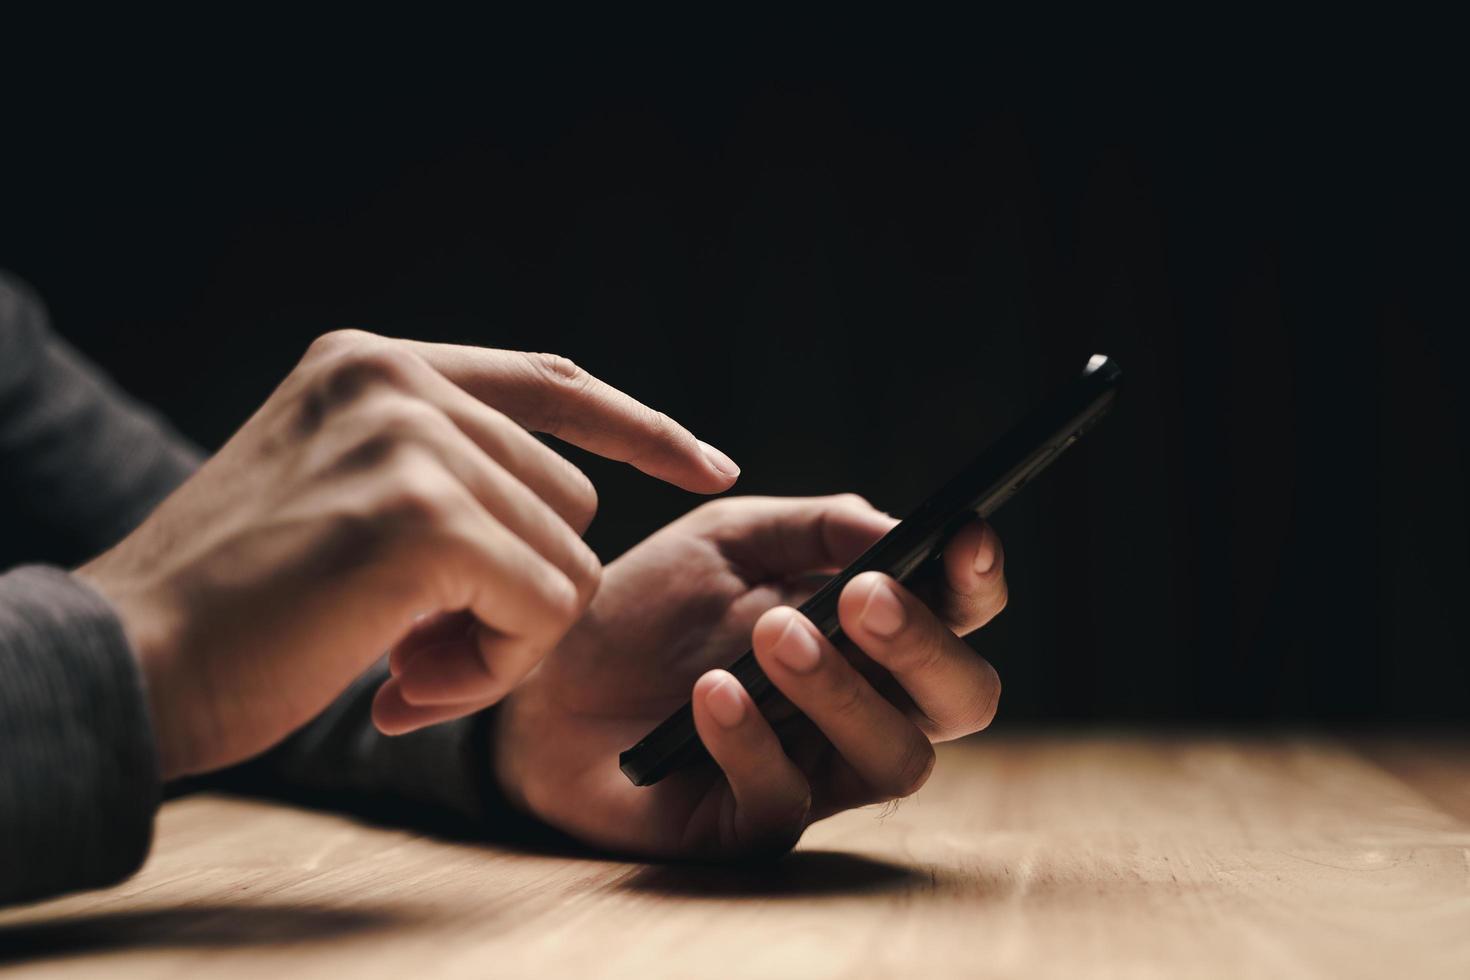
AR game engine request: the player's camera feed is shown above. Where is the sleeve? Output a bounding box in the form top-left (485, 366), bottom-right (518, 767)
top-left (0, 273), bottom-right (202, 562)
top-left (201, 666), bottom-right (531, 838)
top-left (0, 567), bottom-right (161, 906)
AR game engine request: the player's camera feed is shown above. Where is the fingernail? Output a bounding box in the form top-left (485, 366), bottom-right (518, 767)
top-left (706, 674), bottom-right (746, 728)
top-left (973, 525), bottom-right (996, 576)
top-left (697, 439), bottom-right (741, 479)
top-left (860, 579), bottom-right (907, 637)
top-left (772, 613), bottom-right (822, 673)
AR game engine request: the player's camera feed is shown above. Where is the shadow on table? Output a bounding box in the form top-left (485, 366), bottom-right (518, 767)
top-left (0, 902), bottom-right (411, 965)
top-left (619, 849), bottom-right (931, 900)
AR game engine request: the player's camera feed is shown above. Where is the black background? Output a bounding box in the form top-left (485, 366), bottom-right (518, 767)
top-left (3, 37), bottom-right (1465, 727)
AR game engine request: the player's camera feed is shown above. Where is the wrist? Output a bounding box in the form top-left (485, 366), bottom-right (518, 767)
top-left (73, 560), bottom-right (195, 780)
top-left (479, 695), bottom-right (578, 846)
top-left (487, 695), bottom-right (528, 811)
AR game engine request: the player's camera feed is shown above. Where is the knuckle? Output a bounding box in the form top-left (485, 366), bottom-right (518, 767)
top-left (518, 352), bottom-right (591, 433)
top-left (334, 397), bottom-right (443, 470)
top-left (525, 352), bottom-right (592, 402)
top-left (645, 408), bottom-right (677, 441)
top-left (972, 665), bottom-right (1002, 732)
top-left (553, 522), bottom-right (603, 599)
top-left (573, 538), bottom-right (603, 587)
top-left (690, 495), bottom-right (740, 525)
top-left (826, 670), bottom-right (868, 719)
top-left (325, 345), bottom-right (413, 396)
top-left (339, 429), bottom-right (398, 469)
top-left (379, 465), bottom-right (458, 524)
top-left (304, 342), bottom-right (416, 427)
top-left (887, 739), bottom-right (937, 799)
top-left (575, 550), bottom-right (604, 598)
top-left (566, 466), bottom-right (599, 530)
top-left (541, 569), bottom-right (583, 628)
top-left (987, 580), bottom-right (1010, 620)
top-left (339, 398), bottom-right (447, 466)
top-left (528, 351), bottom-right (586, 384)
top-left (926, 660), bottom-right (1003, 741)
top-left (738, 798), bottom-right (812, 859)
top-left (892, 633), bottom-right (945, 675)
top-left (306, 327), bottom-right (377, 360)
top-left (370, 393), bottom-right (443, 437)
top-left (295, 332), bottom-right (392, 431)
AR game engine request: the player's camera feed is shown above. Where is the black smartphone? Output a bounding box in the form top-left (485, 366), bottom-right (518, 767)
top-left (619, 354), bottom-right (1123, 787)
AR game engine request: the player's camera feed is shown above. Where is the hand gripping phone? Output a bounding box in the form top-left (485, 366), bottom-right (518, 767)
top-left (619, 354), bottom-right (1123, 786)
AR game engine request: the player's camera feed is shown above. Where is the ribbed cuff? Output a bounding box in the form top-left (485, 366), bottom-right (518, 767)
top-left (200, 666), bottom-right (569, 846)
top-left (205, 662), bottom-right (494, 828)
top-left (0, 566), bottom-right (160, 906)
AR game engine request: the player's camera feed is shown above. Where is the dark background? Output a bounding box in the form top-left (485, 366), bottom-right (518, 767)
top-left (3, 43), bottom-right (1465, 727)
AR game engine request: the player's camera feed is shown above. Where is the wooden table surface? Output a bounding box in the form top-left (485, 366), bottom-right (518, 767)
top-left (3, 733), bottom-right (1468, 978)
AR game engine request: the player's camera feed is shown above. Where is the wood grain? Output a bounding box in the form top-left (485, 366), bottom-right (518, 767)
top-left (2, 733), bottom-right (1467, 978)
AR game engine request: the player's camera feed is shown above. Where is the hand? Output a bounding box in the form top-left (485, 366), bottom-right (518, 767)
top-left (430, 495), bottom-right (1006, 858)
top-left (75, 329), bottom-right (738, 779)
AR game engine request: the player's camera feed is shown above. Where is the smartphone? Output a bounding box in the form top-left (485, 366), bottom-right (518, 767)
top-left (619, 354), bottom-right (1123, 786)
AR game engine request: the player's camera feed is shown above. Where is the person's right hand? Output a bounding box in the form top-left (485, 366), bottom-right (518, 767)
top-left (75, 329), bottom-right (738, 780)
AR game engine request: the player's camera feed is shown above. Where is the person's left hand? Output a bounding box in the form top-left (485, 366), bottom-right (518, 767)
top-left (387, 494), bottom-right (1007, 857)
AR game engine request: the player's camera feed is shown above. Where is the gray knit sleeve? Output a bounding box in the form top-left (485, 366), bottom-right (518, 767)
top-left (0, 273), bottom-right (200, 560)
top-left (0, 567), bottom-right (160, 906)
top-left (208, 663), bottom-right (507, 833)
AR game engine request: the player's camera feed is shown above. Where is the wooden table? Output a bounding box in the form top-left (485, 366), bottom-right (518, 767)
top-left (3, 733), bottom-right (1468, 978)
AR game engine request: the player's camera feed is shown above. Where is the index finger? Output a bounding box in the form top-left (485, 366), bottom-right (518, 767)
top-left (401, 342), bottom-right (738, 494)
